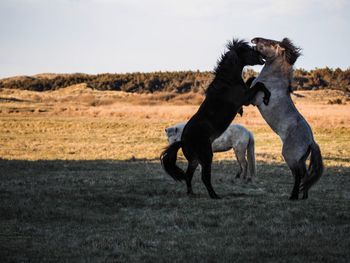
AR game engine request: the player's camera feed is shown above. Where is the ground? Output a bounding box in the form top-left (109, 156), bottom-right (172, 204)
top-left (0, 86), bottom-right (349, 262)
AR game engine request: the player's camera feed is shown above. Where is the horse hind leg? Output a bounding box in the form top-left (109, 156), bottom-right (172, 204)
top-left (300, 143), bottom-right (322, 200)
top-left (235, 149), bottom-right (248, 182)
top-left (185, 160), bottom-right (199, 196)
top-left (234, 149), bottom-right (243, 179)
top-left (283, 141), bottom-right (311, 200)
top-left (289, 160), bottom-right (308, 200)
top-left (201, 163), bottom-right (220, 199)
top-left (302, 185), bottom-right (309, 199)
top-left (301, 159), bottom-right (311, 200)
top-left (290, 166), bottom-right (301, 200)
top-left (197, 144), bottom-right (220, 199)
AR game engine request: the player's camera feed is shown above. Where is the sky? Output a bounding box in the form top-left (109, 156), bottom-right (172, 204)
top-left (0, 0), bottom-right (349, 78)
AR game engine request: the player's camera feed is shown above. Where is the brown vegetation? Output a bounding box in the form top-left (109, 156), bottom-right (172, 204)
top-left (0, 86), bottom-right (349, 164)
top-left (1, 67), bottom-right (349, 93)
top-left (0, 85), bottom-right (349, 127)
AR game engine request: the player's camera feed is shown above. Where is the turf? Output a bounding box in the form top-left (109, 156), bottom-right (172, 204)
top-left (0, 158), bottom-right (349, 262)
top-left (0, 88), bottom-right (349, 262)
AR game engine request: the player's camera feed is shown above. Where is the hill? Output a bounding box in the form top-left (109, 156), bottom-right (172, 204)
top-left (1, 67), bottom-right (349, 93)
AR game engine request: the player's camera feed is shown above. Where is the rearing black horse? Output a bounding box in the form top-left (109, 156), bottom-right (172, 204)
top-left (160, 39), bottom-right (270, 199)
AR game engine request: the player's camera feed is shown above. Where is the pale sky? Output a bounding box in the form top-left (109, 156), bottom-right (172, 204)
top-left (0, 0), bottom-right (349, 78)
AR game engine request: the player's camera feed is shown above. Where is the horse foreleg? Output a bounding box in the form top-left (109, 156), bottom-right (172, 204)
top-left (243, 82), bottom-right (271, 106)
top-left (245, 76), bottom-right (256, 88)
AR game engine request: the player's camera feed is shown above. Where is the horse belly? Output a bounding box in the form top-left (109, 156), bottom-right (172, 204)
top-left (258, 100), bottom-right (295, 141)
top-left (211, 136), bottom-right (232, 152)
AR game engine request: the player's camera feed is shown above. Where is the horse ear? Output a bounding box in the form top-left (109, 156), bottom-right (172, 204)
top-left (175, 127), bottom-right (178, 133)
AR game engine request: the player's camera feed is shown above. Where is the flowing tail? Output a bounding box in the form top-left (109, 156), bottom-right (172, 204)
top-left (160, 141), bottom-right (186, 181)
top-left (301, 142), bottom-right (324, 191)
top-left (246, 132), bottom-right (256, 179)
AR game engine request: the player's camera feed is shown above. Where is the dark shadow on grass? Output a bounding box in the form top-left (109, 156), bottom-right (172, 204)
top-left (0, 157), bottom-right (348, 205)
top-left (0, 158), bottom-right (349, 261)
top-left (323, 156), bottom-right (350, 163)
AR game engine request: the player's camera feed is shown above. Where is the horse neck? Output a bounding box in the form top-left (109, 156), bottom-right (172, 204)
top-left (213, 63), bottom-right (244, 89)
top-left (221, 62), bottom-right (244, 80)
top-left (259, 57), bottom-right (293, 87)
top-left (257, 57), bottom-right (303, 141)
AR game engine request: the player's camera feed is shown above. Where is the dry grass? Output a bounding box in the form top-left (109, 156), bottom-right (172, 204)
top-left (0, 86), bottom-right (349, 165)
top-left (0, 86), bottom-right (349, 262)
top-left (0, 86), bottom-right (349, 126)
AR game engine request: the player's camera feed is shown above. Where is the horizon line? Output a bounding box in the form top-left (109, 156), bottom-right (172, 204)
top-left (1, 66), bottom-right (350, 80)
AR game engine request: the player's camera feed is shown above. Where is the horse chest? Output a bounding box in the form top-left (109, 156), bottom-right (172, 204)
top-left (257, 100), bottom-right (294, 141)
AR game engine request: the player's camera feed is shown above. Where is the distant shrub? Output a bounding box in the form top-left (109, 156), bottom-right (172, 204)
top-left (327, 98), bottom-right (344, 105)
top-left (1, 68), bottom-right (349, 94)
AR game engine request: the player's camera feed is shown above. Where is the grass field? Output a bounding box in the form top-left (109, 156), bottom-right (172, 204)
top-left (0, 86), bottom-right (349, 262)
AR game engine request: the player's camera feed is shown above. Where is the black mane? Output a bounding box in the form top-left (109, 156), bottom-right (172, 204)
top-left (213, 38), bottom-right (250, 75)
top-left (226, 38), bottom-right (250, 52)
top-left (280, 38), bottom-right (302, 65)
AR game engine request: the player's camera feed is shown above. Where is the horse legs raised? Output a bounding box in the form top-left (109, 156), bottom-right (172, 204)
top-left (243, 82), bottom-right (271, 106)
top-left (185, 161), bottom-right (198, 196)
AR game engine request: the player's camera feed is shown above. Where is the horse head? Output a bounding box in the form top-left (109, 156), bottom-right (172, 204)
top-left (214, 39), bottom-right (265, 76)
top-left (227, 39), bottom-right (265, 66)
top-left (251, 37), bottom-right (301, 65)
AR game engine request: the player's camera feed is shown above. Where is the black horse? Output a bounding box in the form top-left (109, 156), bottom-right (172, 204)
top-left (160, 39), bottom-right (270, 199)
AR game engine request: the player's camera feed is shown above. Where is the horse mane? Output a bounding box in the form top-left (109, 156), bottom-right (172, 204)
top-left (280, 38), bottom-right (301, 93)
top-left (205, 39), bottom-right (248, 95)
top-left (280, 38), bottom-right (302, 65)
top-left (213, 38), bottom-right (250, 75)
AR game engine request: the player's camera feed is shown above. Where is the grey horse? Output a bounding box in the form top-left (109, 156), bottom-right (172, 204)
top-left (251, 37), bottom-right (323, 200)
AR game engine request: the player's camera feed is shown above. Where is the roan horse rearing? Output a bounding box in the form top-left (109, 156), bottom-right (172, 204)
top-left (251, 37), bottom-right (324, 200)
top-left (160, 39), bottom-right (270, 199)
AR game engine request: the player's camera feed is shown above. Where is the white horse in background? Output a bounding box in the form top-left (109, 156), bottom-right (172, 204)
top-left (165, 122), bottom-right (256, 181)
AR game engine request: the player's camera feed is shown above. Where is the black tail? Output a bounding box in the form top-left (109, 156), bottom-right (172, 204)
top-left (160, 141), bottom-right (186, 181)
top-left (301, 142), bottom-right (324, 191)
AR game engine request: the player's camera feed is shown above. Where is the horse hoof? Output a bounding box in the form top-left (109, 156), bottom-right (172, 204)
top-left (187, 192), bottom-right (197, 198)
top-left (302, 193), bottom-right (308, 200)
top-left (289, 195), bottom-right (299, 200)
top-left (210, 194), bottom-right (221, 199)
